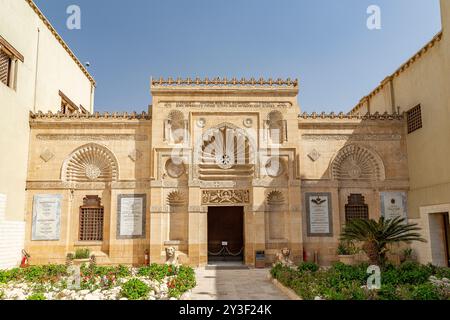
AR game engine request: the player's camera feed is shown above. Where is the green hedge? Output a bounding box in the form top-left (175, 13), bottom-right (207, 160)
top-left (271, 262), bottom-right (450, 300)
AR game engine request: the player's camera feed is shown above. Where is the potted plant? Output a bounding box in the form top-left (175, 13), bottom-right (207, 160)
top-left (340, 216), bottom-right (425, 266)
top-left (337, 240), bottom-right (357, 265)
top-left (72, 248), bottom-right (91, 266)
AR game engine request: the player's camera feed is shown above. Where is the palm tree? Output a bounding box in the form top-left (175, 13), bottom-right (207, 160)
top-left (340, 216), bottom-right (426, 266)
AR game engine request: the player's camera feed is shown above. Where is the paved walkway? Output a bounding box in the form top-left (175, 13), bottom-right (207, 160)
top-left (189, 268), bottom-right (290, 300)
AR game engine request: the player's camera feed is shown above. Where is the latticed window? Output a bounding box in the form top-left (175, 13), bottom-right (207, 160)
top-left (407, 104), bottom-right (422, 134)
top-left (0, 49), bottom-right (11, 86)
top-left (345, 194), bottom-right (369, 221)
top-left (0, 35), bottom-right (24, 89)
top-left (79, 196), bottom-right (104, 241)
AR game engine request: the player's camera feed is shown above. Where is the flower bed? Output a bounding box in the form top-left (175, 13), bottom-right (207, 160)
top-left (0, 264), bottom-right (196, 300)
top-left (270, 261), bottom-right (450, 300)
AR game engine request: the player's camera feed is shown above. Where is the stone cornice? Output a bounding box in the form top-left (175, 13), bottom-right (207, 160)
top-left (151, 77), bottom-right (299, 97)
top-left (298, 111), bottom-right (404, 121)
top-left (301, 179), bottom-right (409, 190)
top-left (29, 111), bottom-right (152, 127)
top-left (26, 180), bottom-right (152, 190)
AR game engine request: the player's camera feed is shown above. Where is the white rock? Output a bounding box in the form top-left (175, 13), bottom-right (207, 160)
top-left (85, 293), bottom-right (100, 300)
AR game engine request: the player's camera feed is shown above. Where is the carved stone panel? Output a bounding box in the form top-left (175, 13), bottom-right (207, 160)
top-left (202, 190), bottom-right (250, 205)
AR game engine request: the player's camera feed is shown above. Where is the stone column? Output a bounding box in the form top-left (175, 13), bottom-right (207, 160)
top-left (288, 183), bottom-right (303, 264)
top-left (187, 187), bottom-right (207, 266)
top-left (149, 205), bottom-right (164, 264)
top-left (244, 204), bottom-right (266, 267)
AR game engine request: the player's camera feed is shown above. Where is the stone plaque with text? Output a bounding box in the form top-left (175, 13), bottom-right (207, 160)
top-left (32, 194), bottom-right (62, 241)
top-left (306, 193), bottom-right (333, 237)
top-left (380, 192), bottom-right (408, 222)
top-left (117, 194), bottom-right (146, 239)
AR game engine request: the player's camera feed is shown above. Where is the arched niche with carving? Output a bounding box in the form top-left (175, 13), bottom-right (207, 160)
top-left (196, 123), bottom-right (256, 177)
top-left (266, 110), bottom-right (287, 144)
top-left (330, 144), bottom-right (385, 181)
top-left (61, 143), bottom-right (119, 183)
top-left (267, 190), bottom-right (285, 206)
top-left (164, 110), bottom-right (187, 144)
top-left (167, 190), bottom-right (186, 207)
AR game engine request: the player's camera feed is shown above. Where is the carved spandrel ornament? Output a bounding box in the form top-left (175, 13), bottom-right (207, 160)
top-left (202, 189), bottom-right (250, 205)
top-left (307, 149), bottom-right (321, 162)
top-left (40, 149), bottom-right (55, 162)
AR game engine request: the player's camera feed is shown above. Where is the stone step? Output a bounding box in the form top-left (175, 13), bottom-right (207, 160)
top-left (205, 264), bottom-right (250, 270)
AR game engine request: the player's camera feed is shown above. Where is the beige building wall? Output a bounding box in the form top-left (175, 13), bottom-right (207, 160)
top-left (350, 0), bottom-right (450, 266)
top-left (0, 0), bottom-right (95, 268)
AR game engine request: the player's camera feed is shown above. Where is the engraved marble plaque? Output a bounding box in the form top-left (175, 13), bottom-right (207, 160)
top-left (117, 194), bottom-right (146, 239)
top-left (32, 194), bottom-right (62, 241)
top-left (381, 192), bottom-right (407, 222)
top-left (306, 193), bottom-right (333, 237)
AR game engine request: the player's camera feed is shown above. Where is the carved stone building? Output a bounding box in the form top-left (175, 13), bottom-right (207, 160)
top-left (9, 0), bottom-right (450, 268)
top-left (25, 79), bottom-right (409, 266)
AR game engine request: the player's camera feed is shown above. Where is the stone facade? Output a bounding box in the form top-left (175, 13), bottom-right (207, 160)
top-left (0, 0), bottom-right (95, 268)
top-left (3, 0), bottom-right (450, 268)
top-left (25, 79), bottom-right (409, 267)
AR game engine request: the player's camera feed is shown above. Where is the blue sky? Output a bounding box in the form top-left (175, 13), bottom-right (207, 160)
top-left (34, 0), bottom-right (442, 113)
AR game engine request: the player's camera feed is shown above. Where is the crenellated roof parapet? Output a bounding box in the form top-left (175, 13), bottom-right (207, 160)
top-left (151, 77), bottom-right (298, 88)
top-left (29, 110), bottom-right (152, 120)
top-left (298, 111), bottom-right (404, 121)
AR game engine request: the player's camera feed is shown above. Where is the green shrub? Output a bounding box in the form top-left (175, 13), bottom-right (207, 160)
top-left (411, 283), bottom-right (442, 300)
top-left (377, 284), bottom-right (399, 300)
top-left (74, 248), bottom-right (91, 259)
top-left (298, 262), bottom-right (319, 273)
top-left (0, 290), bottom-right (4, 300)
top-left (271, 261), bottom-right (449, 300)
top-left (23, 266), bottom-right (46, 282)
top-left (115, 265), bottom-right (131, 278)
top-left (27, 293), bottom-right (46, 300)
top-left (337, 240), bottom-right (358, 255)
top-left (121, 279), bottom-right (150, 300)
top-left (0, 268), bottom-right (21, 283)
top-left (137, 264), bottom-right (175, 282)
top-left (168, 266), bottom-right (196, 298)
top-left (434, 266), bottom-right (450, 279)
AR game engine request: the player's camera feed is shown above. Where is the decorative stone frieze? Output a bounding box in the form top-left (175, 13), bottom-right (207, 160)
top-left (201, 189), bottom-right (250, 205)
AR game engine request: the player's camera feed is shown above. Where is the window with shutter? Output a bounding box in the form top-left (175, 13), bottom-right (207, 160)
top-left (0, 35), bottom-right (24, 89)
top-left (0, 49), bottom-right (11, 86)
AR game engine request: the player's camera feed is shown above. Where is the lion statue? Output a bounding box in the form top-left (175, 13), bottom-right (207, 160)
top-left (165, 247), bottom-right (180, 267)
top-left (273, 247), bottom-right (295, 267)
